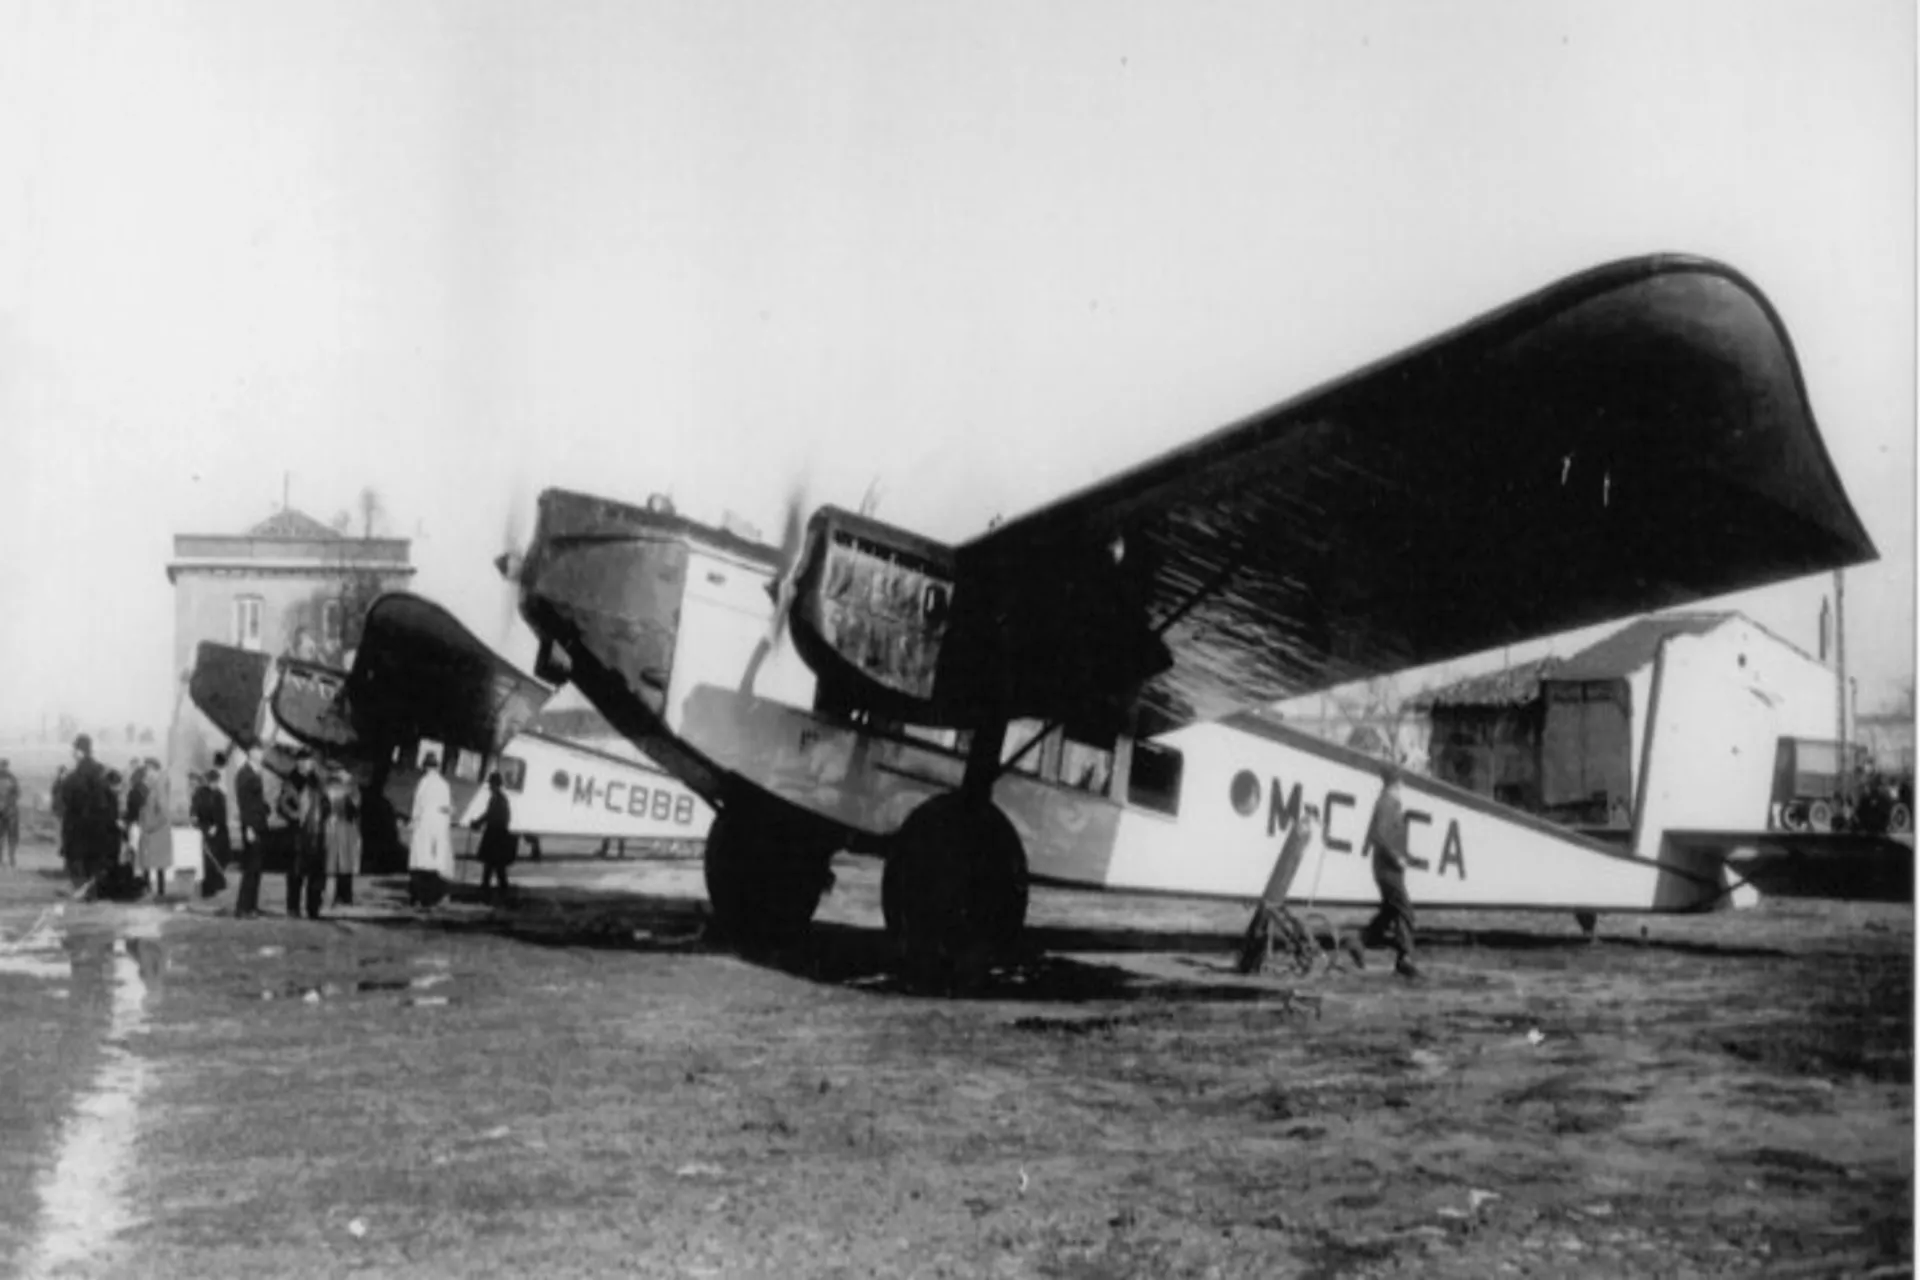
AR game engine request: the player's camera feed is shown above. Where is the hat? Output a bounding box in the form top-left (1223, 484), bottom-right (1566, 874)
top-left (74, 734), bottom-right (92, 753)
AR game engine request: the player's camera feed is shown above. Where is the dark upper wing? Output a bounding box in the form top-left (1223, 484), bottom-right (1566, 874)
top-left (951, 255), bottom-right (1876, 736)
top-left (188, 642), bottom-right (274, 747)
top-left (337, 594), bottom-right (551, 760)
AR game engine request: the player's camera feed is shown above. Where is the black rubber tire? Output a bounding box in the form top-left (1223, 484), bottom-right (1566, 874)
top-left (703, 807), bottom-right (832, 950)
top-left (881, 794), bottom-right (1028, 991)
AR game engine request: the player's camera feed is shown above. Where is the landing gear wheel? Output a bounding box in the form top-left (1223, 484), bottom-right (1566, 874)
top-left (881, 795), bottom-right (1028, 992)
top-left (1808, 800), bottom-right (1835, 833)
top-left (703, 806), bottom-right (833, 952)
top-left (1890, 804), bottom-right (1912, 834)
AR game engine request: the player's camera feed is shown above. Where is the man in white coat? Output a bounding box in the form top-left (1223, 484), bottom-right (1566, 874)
top-left (408, 753), bottom-right (454, 908)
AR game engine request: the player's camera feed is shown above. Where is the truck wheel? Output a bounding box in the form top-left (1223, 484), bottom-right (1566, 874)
top-left (1891, 804), bottom-right (1912, 834)
top-left (1808, 800), bottom-right (1834, 832)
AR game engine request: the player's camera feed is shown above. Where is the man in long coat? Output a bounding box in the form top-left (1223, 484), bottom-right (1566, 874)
top-left (407, 754), bottom-right (454, 908)
top-left (323, 769), bottom-right (361, 907)
top-left (284, 758), bottom-right (329, 919)
top-left (233, 747), bottom-right (269, 918)
top-left (190, 770), bottom-right (231, 898)
top-left (60, 736), bottom-right (118, 896)
top-left (469, 771), bottom-right (516, 904)
top-left (136, 761), bottom-right (175, 898)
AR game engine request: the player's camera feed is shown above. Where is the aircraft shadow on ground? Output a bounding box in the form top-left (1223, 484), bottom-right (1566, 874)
top-left (350, 882), bottom-right (1311, 1005)
top-left (349, 882), bottom-right (1858, 1013)
top-left (348, 879), bottom-right (1857, 997)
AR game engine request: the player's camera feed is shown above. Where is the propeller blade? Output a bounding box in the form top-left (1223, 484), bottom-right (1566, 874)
top-left (766, 481), bottom-right (809, 644)
top-left (742, 481), bottom-right (809, 694)
top-left (494, 482), bottom-right (533, 648)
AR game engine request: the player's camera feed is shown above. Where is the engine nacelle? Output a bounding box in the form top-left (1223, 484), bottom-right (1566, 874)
top-left (786, 507), bottom-right (1169, 732)
top-left (787, 507), bottom-right (957, 721)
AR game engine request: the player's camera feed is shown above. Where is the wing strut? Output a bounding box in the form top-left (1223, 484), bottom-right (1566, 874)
top-left (1149, 557), bottom-right (1242, 638)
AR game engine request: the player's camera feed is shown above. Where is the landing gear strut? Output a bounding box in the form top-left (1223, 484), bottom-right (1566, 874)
top-left (703, 804), bottom-right (835, 951)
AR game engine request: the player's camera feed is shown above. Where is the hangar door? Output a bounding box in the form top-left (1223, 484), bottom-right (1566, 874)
top-left (1540, 679), bottom-right (1633, 820)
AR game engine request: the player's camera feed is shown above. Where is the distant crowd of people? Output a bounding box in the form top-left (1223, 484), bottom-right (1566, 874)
top-left (39, 735), bottom-right (517, 917)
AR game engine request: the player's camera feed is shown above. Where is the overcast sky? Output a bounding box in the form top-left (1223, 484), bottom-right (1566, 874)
top-left (1, 0), bottom-right (1912, 735)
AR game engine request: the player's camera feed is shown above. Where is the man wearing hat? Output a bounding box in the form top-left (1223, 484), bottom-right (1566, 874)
top-left (233, 746), bottom-right (269, 918)
top-left (61, 736), bottom-right (118, 893)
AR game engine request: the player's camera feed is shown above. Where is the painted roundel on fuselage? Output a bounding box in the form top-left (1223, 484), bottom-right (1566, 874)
top-left (552, 770), bottom-right (570, 791)
top-left (1229, 769), bottom-right (1261, 816)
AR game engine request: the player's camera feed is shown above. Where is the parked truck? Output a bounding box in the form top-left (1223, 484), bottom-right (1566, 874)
top-left (1770, 737), bottom-right (1913, 833)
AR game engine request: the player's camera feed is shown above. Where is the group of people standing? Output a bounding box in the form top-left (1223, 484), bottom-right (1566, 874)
top-left (218, 748), bottom-right (365, 920)
top-left (51, 735), bottom-right (174, 900)
top-left (44, 734), bottom-right (520, 915)
top-left (219, 745), bottom-right (516, 917)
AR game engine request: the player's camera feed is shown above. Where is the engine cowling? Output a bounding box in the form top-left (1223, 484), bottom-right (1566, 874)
top-left (785, 507), bottom-right (1169, 732)
top-left (786, 507), bottom-right (957, 722)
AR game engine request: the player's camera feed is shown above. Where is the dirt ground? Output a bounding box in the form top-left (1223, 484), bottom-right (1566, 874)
top-left (0, 833), bottom-right (1909, 1279)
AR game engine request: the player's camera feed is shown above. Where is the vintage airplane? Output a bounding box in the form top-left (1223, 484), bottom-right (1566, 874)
top-left (187, 593), bottom-right (711, 859)
top-left (503, 254), bottom-right (1876, 981)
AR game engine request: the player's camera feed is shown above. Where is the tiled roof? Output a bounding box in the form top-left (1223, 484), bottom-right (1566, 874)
top-left (246, 508), bottom-right (344, 540)
top-left (1411, 656), bottom-right (1567, 709)
top-left (1553, 612), bottom-right (1732, 681)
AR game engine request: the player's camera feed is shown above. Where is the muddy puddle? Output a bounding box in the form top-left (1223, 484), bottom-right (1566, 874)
top-left (8, 909), bottom-right (169, 1277)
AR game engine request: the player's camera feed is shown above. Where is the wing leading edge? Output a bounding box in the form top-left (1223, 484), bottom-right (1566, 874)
top-left (187, 595), bottom-right (551, 764)
top-left (341, 594), bottom-right (551, 760)
top-left (949, 255), bottom-right (1876, 737)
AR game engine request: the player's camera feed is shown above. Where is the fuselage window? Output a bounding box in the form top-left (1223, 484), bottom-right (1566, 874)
top-left (453, 748), bottom-right (484, 783)
top-left (1001, 719), bottom-right (1057, 778)
top-left (1060, 734), bottom-right (1115, 797)
top-left (1127, 742), bottom-right (1184, 816)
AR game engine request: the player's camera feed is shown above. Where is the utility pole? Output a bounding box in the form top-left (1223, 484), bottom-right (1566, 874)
top-left (1835, 569), bottom-right (1850, 810)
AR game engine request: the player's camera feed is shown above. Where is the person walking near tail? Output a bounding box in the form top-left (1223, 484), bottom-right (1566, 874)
top-left (1362, 765), bottom-right (1421, 980)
